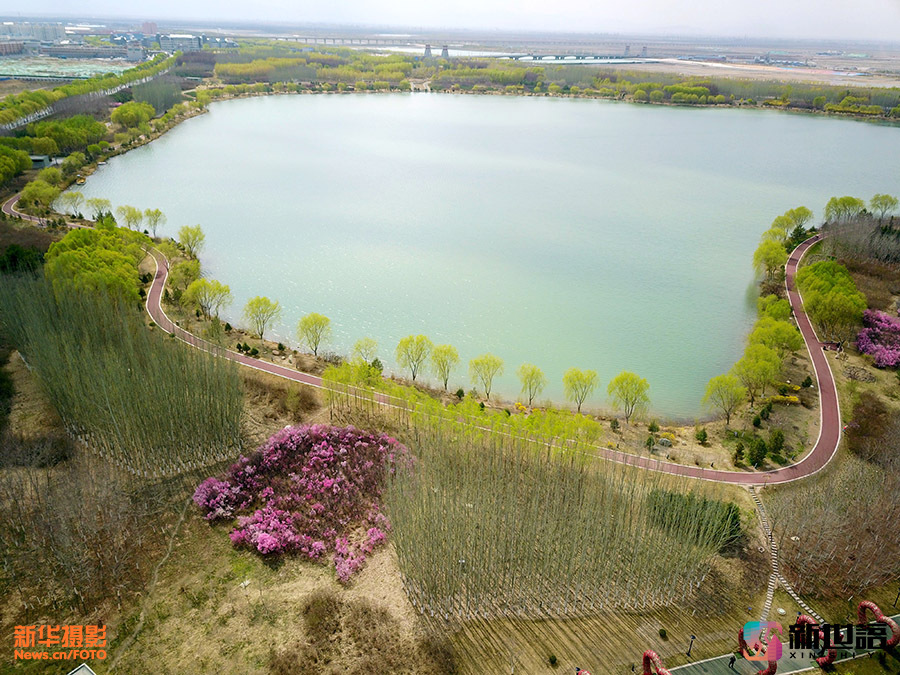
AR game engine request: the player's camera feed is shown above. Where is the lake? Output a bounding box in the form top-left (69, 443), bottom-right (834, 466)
top-left (74, 93), bottom-right (900, 418)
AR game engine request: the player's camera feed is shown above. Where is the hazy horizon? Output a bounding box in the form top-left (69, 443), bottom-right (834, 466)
top-left (5, 0), bottom-right (900, 43)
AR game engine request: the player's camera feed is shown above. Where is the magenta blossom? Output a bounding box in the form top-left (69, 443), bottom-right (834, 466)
top-left (194, 424), bottom-right (409, 582)
top-left (857, 309), bottom-right (900, 368)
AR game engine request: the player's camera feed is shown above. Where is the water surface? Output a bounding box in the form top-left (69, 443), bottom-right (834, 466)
top-left (75, 94), bottom-right (900, 417)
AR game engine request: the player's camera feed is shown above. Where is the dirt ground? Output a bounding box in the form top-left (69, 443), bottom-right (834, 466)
top-left (102, 517), bottom-right (429, 674)
top-left (4, 349), bottom-right (63, 440)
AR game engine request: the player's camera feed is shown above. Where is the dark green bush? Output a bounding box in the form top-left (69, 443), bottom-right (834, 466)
top-left (749, 437), bottom-right (768, 466)
top-left (769, 429), bottom-right (785, 456)
top-left (647, 489), bottom-right (743, 550)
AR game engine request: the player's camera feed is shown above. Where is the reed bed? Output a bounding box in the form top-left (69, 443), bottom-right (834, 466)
top-left (0, 276), bottom-right (242, 477)
top-left (327, 382), bottom-right (740, 622)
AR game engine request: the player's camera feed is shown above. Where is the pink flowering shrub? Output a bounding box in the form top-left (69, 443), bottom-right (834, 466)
top-left (857, 309), bottom-right (900, 368)
top-left (193, 424), bottom-right (408, 582)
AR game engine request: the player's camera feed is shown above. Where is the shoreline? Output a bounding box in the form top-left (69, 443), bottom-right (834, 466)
top-left (142, 234), bottom-right (841, 484)
top-left (191, 83), bottom-right (900, 126)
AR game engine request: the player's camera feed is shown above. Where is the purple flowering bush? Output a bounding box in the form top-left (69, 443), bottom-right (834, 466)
top-left (857, 309), bottom-right (900, 368)
top-left (193, 424), bottom-right (408, 582)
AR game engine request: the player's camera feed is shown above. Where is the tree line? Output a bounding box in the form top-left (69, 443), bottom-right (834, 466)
top-left (0, 53), bottom-right (177, 127)
top-left (703, 193), bottom-right (898, 432)
top-left (183, 38), bottom-right (900, 119)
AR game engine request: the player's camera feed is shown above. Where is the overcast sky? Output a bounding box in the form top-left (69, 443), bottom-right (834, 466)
top-left (11, 0), bottom-right (900, 41)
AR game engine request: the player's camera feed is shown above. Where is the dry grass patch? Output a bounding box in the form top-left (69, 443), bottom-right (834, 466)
top-left (240, 368), bottom-right (324, 446)
top-left (4, 349), bottom-right (63, 439)
top-left (105, 511), bottom-right (441, 675)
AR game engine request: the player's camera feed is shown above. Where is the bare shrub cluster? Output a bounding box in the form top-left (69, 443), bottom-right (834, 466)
top-left (0, 435), bottom-right (184, 616)
top-left (825, 217), bottom-right (900, 266)
top-left (768, 395), bottom-right (900, 597)
top-left (241, 369), bottom-right (320, 423)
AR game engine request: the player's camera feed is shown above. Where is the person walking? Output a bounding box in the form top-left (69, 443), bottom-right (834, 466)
top-left (729, 654), bottom-right (737, 669)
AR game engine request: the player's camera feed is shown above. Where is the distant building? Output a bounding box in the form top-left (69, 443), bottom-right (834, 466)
top-left (30, 155), bottom-right (51, 168)
top-left (203, 36), bottom-right (238, 49)
top-left (440, 45), bottom-right (449, 59)
top-left (0, 41), bottom-right (24, 56)
top-left (142, 21), bottom-right (158, 35)
top-left (0, 21), bottom-right (65, 42)
top-left (125, 42), bottom-right (144, 61)
top-left (424, 44), bottom-right (432, 58)
top-left (42, 44), bottom-right (127, 59)
top-left (159, 34), bottom-right (201, 53)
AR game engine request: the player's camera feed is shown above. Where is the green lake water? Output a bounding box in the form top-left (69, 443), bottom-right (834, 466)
top-left (74, 94), bottom-right (900, 418)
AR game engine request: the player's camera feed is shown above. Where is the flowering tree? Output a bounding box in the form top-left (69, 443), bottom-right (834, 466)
top-left (857, 309), bottom-right (900, 367)
top-left (193, 424), bottom-right (409, 583)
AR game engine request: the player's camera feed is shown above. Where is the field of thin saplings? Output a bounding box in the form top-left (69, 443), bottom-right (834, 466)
top-left (328, 384), bottom-right (743, 623)
top-left (0, 276), bottom-right (243, 477)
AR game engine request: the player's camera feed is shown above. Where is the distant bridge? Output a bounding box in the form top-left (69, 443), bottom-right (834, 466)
top-left (500, 54), bottom-right (653, 62)
top-left (283, 36), bottom-right (414, 46)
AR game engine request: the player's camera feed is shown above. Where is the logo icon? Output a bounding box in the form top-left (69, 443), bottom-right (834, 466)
top-left (742, 621), bottom-right (783, 661)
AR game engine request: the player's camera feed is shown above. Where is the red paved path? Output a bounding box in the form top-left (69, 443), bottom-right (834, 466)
top-left (2, 192), bottom-right (90, 228)
top-left (145, 234), bottom-right (840, 485)
top-left (2, 194), bottom-right (41, 223)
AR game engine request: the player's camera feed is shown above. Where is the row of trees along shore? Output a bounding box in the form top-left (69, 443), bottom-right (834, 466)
top-left (702, 193), bottom-right (897, 458)
top-left (5, 86), bottom-right (210, 202)
top-left (172, 194), bottom-right (898, 426)
top-left (0, 53), bottom-right (177, 127)
top-left (174, 41), bottom-right (900, 118)
top-left (154, 226), bottom-right (652, 417)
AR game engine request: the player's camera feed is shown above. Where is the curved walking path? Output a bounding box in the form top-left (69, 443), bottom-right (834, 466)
top-left (2, 193), bottom-right (43, 223)
top-left (2, 192), bottom-right (91, 229)
top-left (145, 234), bottom-right (841, 486)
